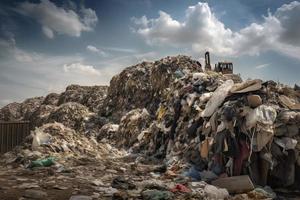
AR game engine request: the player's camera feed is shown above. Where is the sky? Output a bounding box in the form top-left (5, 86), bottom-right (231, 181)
top-left (0, 0), bottom-right (300, 107)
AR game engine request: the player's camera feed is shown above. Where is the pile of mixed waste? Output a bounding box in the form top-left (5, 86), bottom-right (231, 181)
top-left (0, 55), bottom-right (300, 199)
top-left (0, 85), bottom-right (108, 122)
top-left (98, 55), bottom-right (300, 197)
top-left (1, 122), bottom-right (123, 167)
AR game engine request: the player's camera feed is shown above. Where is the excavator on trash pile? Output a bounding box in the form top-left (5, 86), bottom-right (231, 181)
top-left (204, 51), bottom-right (233, 74)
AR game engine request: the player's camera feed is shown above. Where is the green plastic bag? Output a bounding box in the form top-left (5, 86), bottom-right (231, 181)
top-left (29, 157), bottom-right (56, 168)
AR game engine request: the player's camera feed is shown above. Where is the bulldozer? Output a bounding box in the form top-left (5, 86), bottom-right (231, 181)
top-left (215, 62), bottom-right (233, 74)
top-left (204, 51), bottom-right (233, 74)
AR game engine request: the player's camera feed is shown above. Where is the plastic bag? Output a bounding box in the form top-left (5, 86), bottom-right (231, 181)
top-left (204, 184), bottom-right (229, 199)
top-left (246, 105), bottom-right (277, 129)
top-left (174, 69), bottom-right (185, 78)
top-left (192, 72), bottom-right (208, 81)
top-left (31, 128), bottom-right (51, 150)
top-left (28, 157), bottom-right (56, 168)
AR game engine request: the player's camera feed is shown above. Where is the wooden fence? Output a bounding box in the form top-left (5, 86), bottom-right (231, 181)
top-left (0, 121), bottom-right (30, 154)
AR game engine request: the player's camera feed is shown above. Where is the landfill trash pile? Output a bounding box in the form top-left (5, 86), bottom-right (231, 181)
top-left (1, 122), bottom-right (124, 167)
top-left (47, 102), bottom-right (90, 131)
top-left (101, 55), bottom-right (203, 122)
top-left (29, 104), bottom-right (58, 129)
top-left (97, 123), bottom-right (120, 145)
top-left (0, 55), bottom-right (299, 199)
top-left (118, 108), bottom-right (152, 147)
top-left (57, 85), bottom-right (108, 112)
top-left (0, 85), bottom-right (108, 132)
top-left (0, 85), bottom-right (107, 122)
top-left (0, 97), bottom-right (44, 121)
top-left (98, 55), bottom-right (300, 196)
top-left (42, 93), bottom-right (60, 106)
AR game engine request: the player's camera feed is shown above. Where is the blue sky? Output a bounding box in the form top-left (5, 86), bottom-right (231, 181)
top-left (0, 0), bottom-right (299, 107)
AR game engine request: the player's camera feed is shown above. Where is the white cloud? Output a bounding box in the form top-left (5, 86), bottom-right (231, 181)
top-left (131, 16), bottom-right (149, 28)
top-left (42, 26), bottom-right (54, 39)
top-left (80, 7), bottom-right (98, 31)
top-left (0, 36), bottom-right (158, 107)
top-left (16, 0), bottom-right (98, 38)
top-left (0, 37), bottom-right (40, 62)
top-left (86, 45), bottom-right (99, 53)
top-left (104, 47), bottom-right (137, 53)
top-left (255, 63), bottom-right (270, 69)
top-left (63, 62), bottom-right (101, 76)
top-left (276, 1), bottom-right (300, 45)
top-left (0, 41), bottom-right (160, 107)
top-left (86, 45), bottom-right (107, 56)
top-left (132, 1), bottom-right (300, 59)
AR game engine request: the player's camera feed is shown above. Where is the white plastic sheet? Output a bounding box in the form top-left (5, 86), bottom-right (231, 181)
top-left (31, 128), bottom-right (51, 150)
top-left (202, 80), bottom-right (234, 117)
top-left (246, 105), bottom-right (277, 129)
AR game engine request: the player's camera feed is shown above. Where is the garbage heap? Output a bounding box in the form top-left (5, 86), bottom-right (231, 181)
top-left (101, 55), bottom-right (203, 122)
top-left (0, 84), bottom-right (113, 168)
top-left (57, 85), bottom-right (108, 112)
top-left (0, 97), bottom-right (45, 121)
top-left (98, 56), bottom-right (300, 190)
top-left (1, 122), bottom-right (124, 168)
top-left (0, 84), bottom-right (108, 133)
top-left (0, 85), bottom-right (108, 121)
top-left (0, 55), bottom-right (299, 198)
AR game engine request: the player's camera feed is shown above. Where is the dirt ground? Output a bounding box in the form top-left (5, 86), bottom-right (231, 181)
top-left (1, 154), bottom-right (300, 200)
top-left (0, 156), bottom-right (144, 200)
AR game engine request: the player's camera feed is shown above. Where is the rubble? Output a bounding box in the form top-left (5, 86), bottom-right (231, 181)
top-left (69, 195), bottom-right (92, 200)
top-left (0, 102), bottom-right (22, 121)
top-left (0, 97), bottom-right (45, 121)
top-left (97, 123), bottom-right (119, 144)
top-left (47, 102), bottom-right (90, 131)
top-left (0, 122), bottom-right (125, 170)
top-left (98, 55), bottom-right (300, 198)
top-left (57, 85), bottom-right (108, 112)
top-left (42, 93), bottom-right (60, 106)
top-left (20, 97), bottom-right (45, 120)
top-left (24, 189), bottom-right (48, 199)
top-left (0, 85), bottom-right (108, 126)
top-left (29, 104), bottom-right (57, 128)
top-left (101, 55), bottom-right (203, 122)
top-left (118, 108), bottom-right (152, 147)
top-left (0, 55), bottom-right (299, 199)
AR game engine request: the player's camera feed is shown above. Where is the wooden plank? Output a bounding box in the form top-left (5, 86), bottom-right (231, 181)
top-left (10, 124), bottom-right (13, 151)
top-left (20, 123), bottom-right (23, 142)
top-left (12, 123), bottom-right (16, 149)
top-left (8, 124), bottom-right (11, 152)
top-left (20, 123), bottom-right (24, 143)
top-left (211, 175), bottom-right (254, 194)
top-left (0, 124), bottom-right (3, 153)
top-left (25, 123), bottom-right (29, 139)
top-left (4, 125), bottom-right (8, 153)
top-left (2, 124), bottom-right (5, 153)
top-left (16, 123), bottom-right (19, 146)
top-left (18, 123), bottom-right (22, 144)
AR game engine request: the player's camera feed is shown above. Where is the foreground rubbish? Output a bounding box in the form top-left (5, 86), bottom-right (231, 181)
top-left (28, 157), bottom-right (56, 168)
top-left (211, 175), bottom-right (254, 193)
top-left (0, 55), bottom-right (299, 199)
